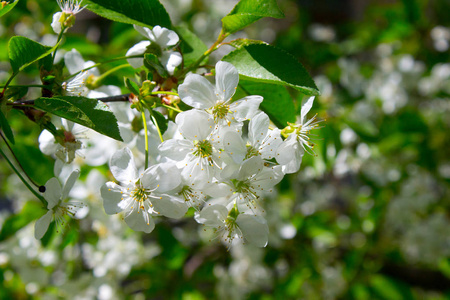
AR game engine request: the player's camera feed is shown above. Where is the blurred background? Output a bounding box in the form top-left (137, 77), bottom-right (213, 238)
top-left (0, 0), bottom-right (449, 299)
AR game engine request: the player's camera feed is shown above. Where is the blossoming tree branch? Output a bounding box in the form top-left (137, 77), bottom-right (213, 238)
top-left (0, 0), bottom-right (321, 248)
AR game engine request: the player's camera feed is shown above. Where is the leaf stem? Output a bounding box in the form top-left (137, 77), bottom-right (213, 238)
top-left (0, 84), bottom-right (46, 88)
top-left (141, 111), bottom-right (149, 170)
top-left (0, 146), bottom-right (46, 205)
top-left (182, 29), bottom-right (228, 76)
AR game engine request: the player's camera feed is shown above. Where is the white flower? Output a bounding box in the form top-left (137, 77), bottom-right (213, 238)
top-left (277, 96), bottom-right (321, 174)
top-left (196, 204), bottom-right (269, 247)
top-left (126, 25), bottom-right (182, 75)
top-left (51, 0), bottom-right (86, 34)
top-left (158, 109), bottom-right (229, 188)
top-left (62, 71), bottom-right (89, 96)
top-left (100, 148), bottom-right (187, 233)
top-left (226, 156), bottom-right (283, 212)
top-left (224, 111), bottom-right (282, 164)
top-left (39, 118), bottom-right (88, 163)
top-left (34, 170), bottom-right (84, 239)
top-left (178, 61), bottom-right (262, 129)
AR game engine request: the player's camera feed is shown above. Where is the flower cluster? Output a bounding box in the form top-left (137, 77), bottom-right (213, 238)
top-left (98, 61), bottom-right (319, 248)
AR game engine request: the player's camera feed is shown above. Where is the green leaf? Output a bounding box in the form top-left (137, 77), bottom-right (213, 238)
top-left (86, 0), bottom-right (171, 28)
top-left (0, 201), bottom-right (43, 242)
top-left (150, 109), bottom-right (168, 135)
top-left (222, 0), bottom-right (284, 35)
top-left (124, 77), bottom-right (140, 95)
top-left (175, 25), bottom-right (208, 67)
top-left (0, 0), bottom-right (19, 18)
top-left (227, 38), bottom-right (268, 48)
top-left (0, 109), bottom-right (14, 144)
top-left (8, 36), bottom-right (56, 74)
top-left (222, 43), bottom-right (320, 95)
top-left (235, 79), bottom-right (296, 128)
top-left (144, 53), bottom-right (168, 78)
top-left (34, 96), bottom-right (123, 141)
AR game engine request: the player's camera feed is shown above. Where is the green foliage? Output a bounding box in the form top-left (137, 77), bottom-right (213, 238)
top-left (175, 25), bottom-right (208, 68)
top-left (8, 36), bottom-right (56, 74)
top-left (0, 109), bottom-right (14, 144)
top-left (144, 53), bottom-right (168, 78)
top-left (34, 96), bottom-right (123, 141)
top-left (223, 43), bottom-right (320, 95)
top-left (0, 201), bottom-right (43, 242)
top-left (86, 0), bottom-right (171, 28)
top-left (150, 109), bottom-right (168, 135)
top-left (235, 79), bottom-right (296, 128)
top-left (222, 0), bottom-right (284, 35)
top-left (0, 0), bottom-right (19, 18)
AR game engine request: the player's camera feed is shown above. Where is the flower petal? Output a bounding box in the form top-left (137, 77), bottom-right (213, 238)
top-left (196, 204), bottom-right (228, 227)
top-left (142, 162), bottom-right (181, 192)
top-left (62, 169), bottom-right (80, 199)
top-left (158, 139), bottom-right (192, 161)
top-left (124, 209), bottom-right (155, 233)
top-left (161, 51), bottom-right (182, 75)
top-left (100, 182), bottom-right (124, 215)
top-left (276, 135), bottom-right (303, 174)
top-left (301, 96), bottom-right (315, 124)
top-left (249, 111), bottom-right (270, 145)
top-left (152, 194), bottom-right (187, 219)
top-left (64, 49), bottom-right (86, 74)
top-left (223, 131), bottom-right (247, 164)
top-left (126, 41), bottom-right (150, 69)
top-left (34, 210), bottom-right (53, 239)
top-left (133, 25), bottom-right (152, 39)
top-left (236, 214), bottom-right (269, 247)
top-left (176, 109), bottom-right (214, 141)
top-left (178, 74), bottom-right (217, 109)
top-left (151, 25), bottom-right (179, 48)
top-left (110, 148), bottom-right (138, 183)
top-left (230, 96), bottom-right (263, 121)
top-left (215, 61), bottom-right (239, 101)
top-left (44, 178), bottom-right (62, 209)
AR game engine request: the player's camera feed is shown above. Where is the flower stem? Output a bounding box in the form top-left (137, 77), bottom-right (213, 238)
top-left (161, 104), bottom-right (182, 113)
top-left (0, 146), bottom-right (46, 205)
top-left (150, 110), bottom-right (164, 143)
top-left (141, 111), bottom-right (149, 170)
top-left (52, 29), bottom-right (66, 65)
top-left (151, 91), bottom-right (178, 96)
top-left (92, 64), bottom-right (129, 87)
top-left (66, 55), bottom-right (143, 80)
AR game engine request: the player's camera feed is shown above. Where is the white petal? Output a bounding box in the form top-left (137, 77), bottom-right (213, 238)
top-left (196, 204), bottom-right (227, 227)
top-left (236, 214), bottom-right (269, 247)
top-left (249, 112), bottom-right (270, 145)
top-left (237, 156), bottom-right (264, 181)
top-left (142, 162), bottom-right (181, 192)
top-left (158, 139), bottom-right (191, 161)
top-left (152, 194), bottom-right (187, 219)
top-left (39, 130), bottom-right (58, 155)
top-left (301, 96), bottom-right (315, 124)
top-left (126, 41), bottom-right (150, 69)
top-left (44, 178), bottom-right (62, 209)
top-left (110, 148), bottom-right (138, 183)
top-left (133, 25), bottom-right (152, 40)
top-left (151, 26), bottom-right (179, 47)
top-left (253, 166), bottom-right (283, 194)
top-left (64, 49), bottom-right (86, 74)
top-left (62, 169), bottom-right (80, 199)
top-left (223, 131), bottom-right (246, 164)
top-left (276, 135), bottom-right (303, 174)
top-left (35, 210), bottom-right (53, 239)
top-left (100, 182), bottom-right (124, 215)
top-left (215, 61), bottom-right (239, 101)
top-left (259, 128), bottom-right (283, 160)
top-left (203, 182), bottom-right (234, 198)
top-left (124, 209), bottom-right (155, 233)
top-left (161, 51), bottom-right (182, 75)
top-left (230, 96), bottom-right (263, 121)
top-left (176, 110), bottom-right (214, 141)
top-left (51, 12), bottom-right (62, 34)
top-left (178, 74), bottom-right (217, 109)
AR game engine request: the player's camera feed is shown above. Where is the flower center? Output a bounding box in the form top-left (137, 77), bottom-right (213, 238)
top-left (244, 144), bottom-right (260, 159)
top-left (212, 101), bottom-right (230, 122)
top-left (193, 140), bottom-right (213, 157)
